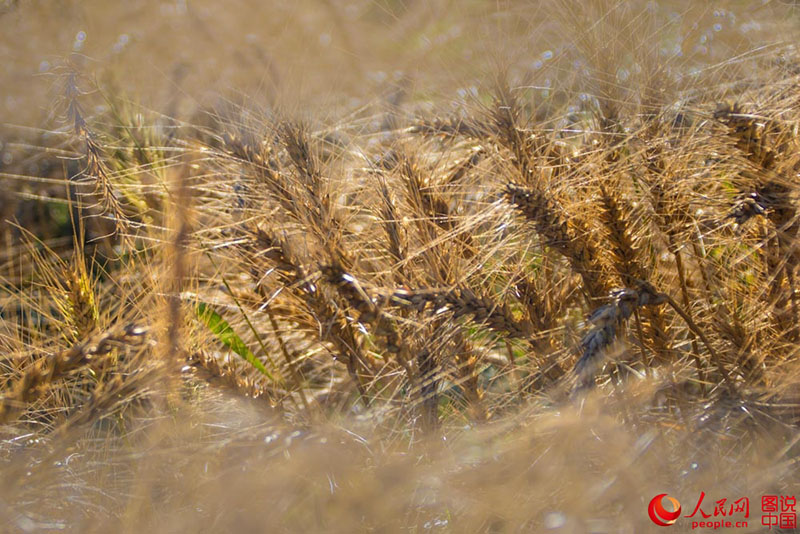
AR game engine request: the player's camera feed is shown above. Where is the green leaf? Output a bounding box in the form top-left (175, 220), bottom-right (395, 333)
top-left (194, 302), bottom-right (273, 379)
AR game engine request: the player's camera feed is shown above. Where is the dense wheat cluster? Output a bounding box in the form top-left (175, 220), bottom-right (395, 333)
top-left (3, 0), bottom-right (800, 532)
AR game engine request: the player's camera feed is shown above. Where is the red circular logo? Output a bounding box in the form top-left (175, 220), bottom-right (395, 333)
top-left (648, 494), bottom-right (682, 527)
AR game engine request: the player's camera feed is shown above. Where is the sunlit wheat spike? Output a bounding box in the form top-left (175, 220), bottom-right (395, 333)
top-left (0, 324), bottom-right (148, 424)
top-left (505, 183), bottom-right (608, 299)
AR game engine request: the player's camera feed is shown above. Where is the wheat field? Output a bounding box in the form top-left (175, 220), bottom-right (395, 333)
top-left (2, 1), bottom-right (800, 532)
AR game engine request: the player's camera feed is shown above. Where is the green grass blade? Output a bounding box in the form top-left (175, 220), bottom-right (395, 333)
top-left (194, 302), bottom-right (273, 380)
